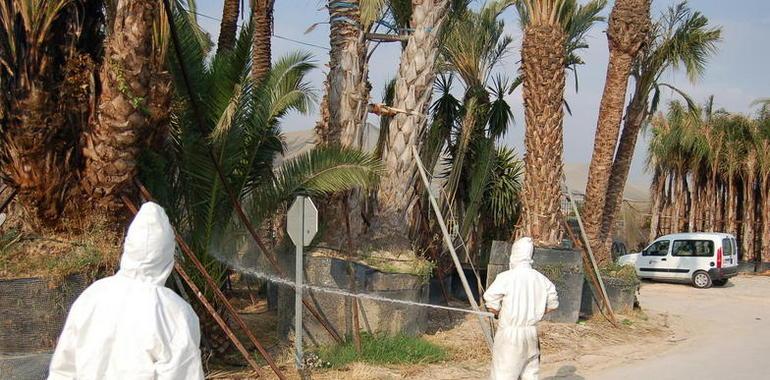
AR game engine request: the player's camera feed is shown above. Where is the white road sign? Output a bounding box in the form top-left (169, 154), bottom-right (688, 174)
top-left (287, 196), bottom-right (318, 247)
top-left (286, 195), bottom-right (318, 370)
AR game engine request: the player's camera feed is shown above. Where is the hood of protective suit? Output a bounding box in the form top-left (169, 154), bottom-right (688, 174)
top-left (118, 202), bottom-right (176, 286)
top-left (509, 237), bottom-right (534, 269)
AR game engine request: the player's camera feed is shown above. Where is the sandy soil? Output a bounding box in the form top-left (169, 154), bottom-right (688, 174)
top-left (584, 275), bottom-right (770, 380)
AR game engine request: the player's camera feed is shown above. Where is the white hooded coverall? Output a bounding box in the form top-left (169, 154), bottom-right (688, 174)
top-left (483, 237), bottom-right (559, 380)
top-left (48, 202), bottom-right (204, 380)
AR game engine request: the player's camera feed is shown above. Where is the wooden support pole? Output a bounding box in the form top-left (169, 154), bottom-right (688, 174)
top-left (365, 32), bottom-right (409, 42)
top-left (413, 147), bottom-right (495, 352)
top-left (174, 262), bottom-right (265, 376)
top-left (122, 196), bottom-right (286, 379)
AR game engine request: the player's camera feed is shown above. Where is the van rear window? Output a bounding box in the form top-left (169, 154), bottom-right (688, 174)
top-left (672, 240), bottom-right (714, 257)
top-left (722, 238), bottom-right (734, 256)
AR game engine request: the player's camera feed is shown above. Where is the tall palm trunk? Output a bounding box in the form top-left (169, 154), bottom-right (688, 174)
top-left (3, 86), bottom-right (69, 222)
top-left (715, 181), bottom-right (725, 231)
top-left (583, 0), bottom-right (650, 262)
top-left (316, 0), bottom-right (368, 146)
top-left (760, 174), bottom-right (770, 264)
top-left (741, 166), bottom-right (756, 262)
top-left (217, 0), bottom-right (241, 53)
top-left (82, 0), bottom-right (159, 214)
top-left (316, 0), bottom-right (370, 244)
top-left (688, 169), bottom-right (700, 231)
top-left (376, 0), bottom-right (450, 245)
top-left (671, 171), bottom-right (682, 233)
top-left (598, 89), bottom-right (647, 255)
top-left (519, 25), bottom-right (567, 247)
top-left (681, 174), bottom-right (689, 231)
top-left (706, 169), bottom-right (718, 231)
top-left (648, 167), bottom-right (663, 241)
top-left (726, 174), bottom-right (738, 240)
top-left (252, 0), bottom-right (274, 83)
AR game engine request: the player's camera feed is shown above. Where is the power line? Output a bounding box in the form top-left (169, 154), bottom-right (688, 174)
top-left (182, 7), bottom-right (330, 51)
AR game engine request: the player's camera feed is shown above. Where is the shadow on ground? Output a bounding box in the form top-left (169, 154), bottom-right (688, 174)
top-left (543, 365), bottom-right (586, 380)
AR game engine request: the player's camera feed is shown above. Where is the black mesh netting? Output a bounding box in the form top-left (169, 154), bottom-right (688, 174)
top-left (0, 275), bottom-right (86, 353)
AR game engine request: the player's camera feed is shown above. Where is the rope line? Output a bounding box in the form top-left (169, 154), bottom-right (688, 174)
top-left (180, 6), bottom-right (331, 51)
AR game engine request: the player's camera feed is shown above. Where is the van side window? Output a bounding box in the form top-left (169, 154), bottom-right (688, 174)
top-left (672, 240), bottom-right (714, 257)
top-left (722, 238), bottom-right (734, 256)
top-left (644, 240), bottom-right (670, 256)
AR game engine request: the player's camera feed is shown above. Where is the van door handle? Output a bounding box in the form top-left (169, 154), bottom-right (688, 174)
top-left (661, 258), bottom-right (667, 261)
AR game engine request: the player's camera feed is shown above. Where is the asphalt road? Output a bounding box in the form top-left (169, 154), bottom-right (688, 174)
top-left (589, 275), bottom-right (770, 380)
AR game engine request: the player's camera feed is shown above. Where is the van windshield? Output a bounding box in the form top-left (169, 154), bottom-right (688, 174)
top-left (722, 238), bottom-right (734, 256)
top-left (644, 240), bottom-right (669, 256)
top-left (672, 240), bottom-right (714, 257)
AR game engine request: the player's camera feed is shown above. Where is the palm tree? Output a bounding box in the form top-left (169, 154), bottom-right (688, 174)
top-left (413, 1), bottom-right (518, 262)
top-left (375, 0), bottom-right (451, 248)
top-left (81, 0), bottom-right (163, 214)
top-left (646, 101), bottom-right (769, 265)
top-left (252, 0), bottom-right (274, 83)
top-left (582, 0), bottom-right (650, 254)
top-left (514, 0), bottom-right (605, 247)
top-left (217, 0), bottom-right (241, 53)
top-left (0, 0), bottom-right (103, 224)
top-left (597, 2), bottom-right (721, 260)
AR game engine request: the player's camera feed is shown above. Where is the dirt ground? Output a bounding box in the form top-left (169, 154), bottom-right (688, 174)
top-left (210, 295), bottom-right (673, 380)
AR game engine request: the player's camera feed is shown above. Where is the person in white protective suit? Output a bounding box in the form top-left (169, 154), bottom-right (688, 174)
top-left (483, 237), bottom-right (559, 380)
top-left (48, 202), bottom-right (204, 380)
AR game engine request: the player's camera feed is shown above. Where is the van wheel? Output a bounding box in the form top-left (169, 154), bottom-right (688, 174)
top-left (713, 279), bottom-right (728, 287)
top-left (692, 271), bottom-right (712, 289)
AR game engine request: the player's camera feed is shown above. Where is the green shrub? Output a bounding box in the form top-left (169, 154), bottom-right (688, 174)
top-left (316, 333), bottom-right (447, 368)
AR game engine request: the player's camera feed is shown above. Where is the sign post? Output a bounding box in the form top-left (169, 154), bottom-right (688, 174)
top-left (286, 196), bottom-right (318, 371)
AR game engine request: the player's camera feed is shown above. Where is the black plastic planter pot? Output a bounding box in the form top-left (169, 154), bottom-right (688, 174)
top-left (487, 241), bottom-right (584, 324)
top-left (737, 261), bottom-right (758, 273)
top-left (0, 275), bottom-right (86, 380)
top-left (277, 253), bottom-right (429, 347)
top-left (580, 278), bottom-right (638, 317)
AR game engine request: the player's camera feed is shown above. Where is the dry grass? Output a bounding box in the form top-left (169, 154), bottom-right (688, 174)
top-left (204, 302), bottom-right (670, 380)
top-left (0, 205), bottom-right (121, 284)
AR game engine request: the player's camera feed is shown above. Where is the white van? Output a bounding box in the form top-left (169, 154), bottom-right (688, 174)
top-left (632, 233), bottom-right (739, 288)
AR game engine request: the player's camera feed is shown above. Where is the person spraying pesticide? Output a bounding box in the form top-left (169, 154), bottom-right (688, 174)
top-left (483, 237), bottom-right (559, 380)
top-left (48, 202), bottom-right (204, 380)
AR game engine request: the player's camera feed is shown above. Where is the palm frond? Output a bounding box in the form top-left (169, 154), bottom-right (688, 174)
top-left (249, 145), bottom-right (384, 225)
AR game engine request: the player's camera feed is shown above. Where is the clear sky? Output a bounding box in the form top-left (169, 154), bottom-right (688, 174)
top-left (195, 0), bottom-right (770, 185)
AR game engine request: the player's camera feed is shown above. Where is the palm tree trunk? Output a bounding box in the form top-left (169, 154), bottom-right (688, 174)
top-left (688, 170), bottom-right (699, 231)
top-left (316, 0), bottom-right (371, 244)
top-left (714, 181), bottom-right (725, 232)
top-left (706, 170), bottom-right (717, 231)
top-left (3, 86), bottom-right (69, 222)
top-left (316, 0), bottom-right (368, 147)
top-left (741, 171), bottom-right (756, 262)
top-left (671, 171), bottom-right (682, 233)
top-left (252, 0), bottom-right (274, 83)
top-left (760, 174), bottom-right (770, 264)
top-left (679, 173), bottom-right (688, 232)
top-left (519, 25), bottom-right (567, 247)
top-left (597, 90), bottom-right (647, 259)
top-left (217, 0), bottom-right (241, 53)
top-left (582, 0), bottom-right (650, 262)
top-left (376, 0), bottom-right (450, 246)
top-left (648, 167), bottom-right (664, 242)
top-left (727, 174), bottom-right (738, 239)
top-left (82, 0), bottom-right (159, 214)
